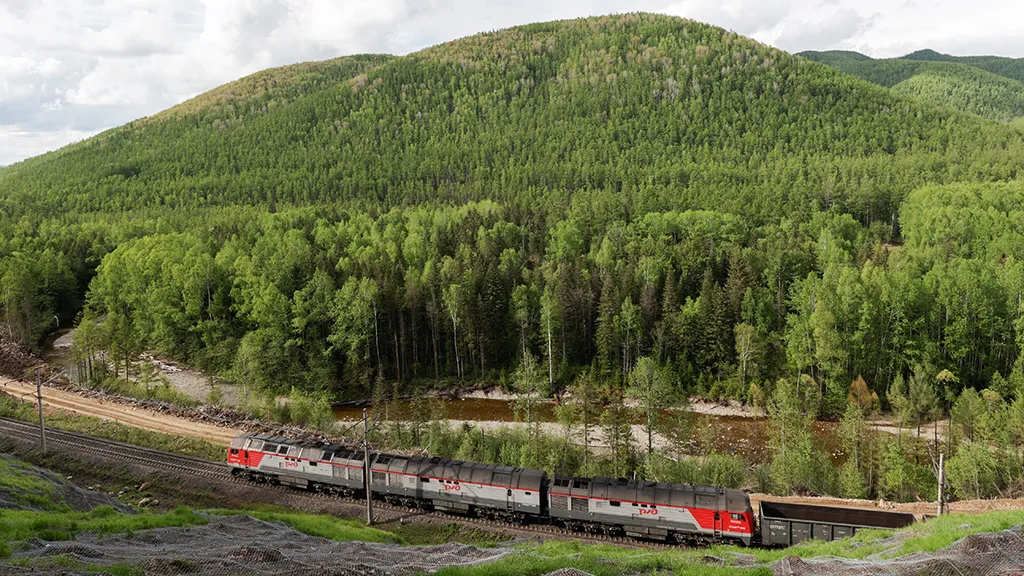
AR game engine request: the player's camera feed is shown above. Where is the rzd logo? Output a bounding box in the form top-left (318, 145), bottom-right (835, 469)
top-left (284, 462), bottom-right (300, 468)
top-left (444, 484), bottom-right (461, 492)
top-left (639, 508), bottom-right (658, 516)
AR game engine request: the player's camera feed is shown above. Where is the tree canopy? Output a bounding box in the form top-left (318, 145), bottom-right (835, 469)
top-left (2, 14), bottom-right (1024, 413)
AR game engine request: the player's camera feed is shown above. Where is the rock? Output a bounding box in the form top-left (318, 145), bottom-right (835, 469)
top-left (138, 497), bottom-right (158, 507)
top-left (138, 482), bottom-right (150, 491)
top-left (959, 524), bottom-right (971, 530)
top-left (66, 476), bottom-right (73, 481)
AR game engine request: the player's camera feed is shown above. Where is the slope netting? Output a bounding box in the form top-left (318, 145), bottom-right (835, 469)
top-left (769, 523), bottom-right (1024, 576)
top-left (7, 518), bottom-right (1024, 575)
top-left (11, 515), bottom-right (516, 575)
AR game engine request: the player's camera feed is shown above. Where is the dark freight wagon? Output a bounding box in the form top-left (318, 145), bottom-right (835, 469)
top-left (759, 500), bottom-right (916, 546)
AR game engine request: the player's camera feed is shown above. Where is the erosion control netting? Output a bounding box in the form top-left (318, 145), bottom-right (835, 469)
top-left (13, 515), bottom-right (516, 575)
top-left (768, 523), bottom-right (1024, 576)
top-left (0, 453), bottom-right (134, 513)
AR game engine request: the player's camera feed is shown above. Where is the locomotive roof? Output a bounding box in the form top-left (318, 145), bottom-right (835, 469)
top-left (550, 474), bottom-right (750, 510)
top-left (236, 433), bottom-right (354, 452)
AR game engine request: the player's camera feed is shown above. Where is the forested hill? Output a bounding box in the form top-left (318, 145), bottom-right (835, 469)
top-left (902, 49), bottom-right (1024, 83)
top-left (4, 14), bottom-right (1024, 414)
top-left (800, 50), bottom-right (1024, 122)
top-left (4, 13), bottom-right (1024, 222)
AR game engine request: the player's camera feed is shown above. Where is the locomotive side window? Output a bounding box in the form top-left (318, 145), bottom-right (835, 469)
top-left (420, 477), bottom-right (430, 483)
top-left (277, 446), bottom-right (288, 454)
top-left (610, 501), bottom-right (620, 507)
top-left (263, 444), bottom-right (278, 453)
top-left (731, 513), bottom-right (744, 521)
top-left (572, 480), bottom-right (589, 489)
top-left (230, 449), bottom-right (239, 455)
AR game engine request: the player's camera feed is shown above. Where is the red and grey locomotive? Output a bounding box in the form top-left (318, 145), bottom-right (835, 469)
top-left (228, 432), bottom-right (755, 546)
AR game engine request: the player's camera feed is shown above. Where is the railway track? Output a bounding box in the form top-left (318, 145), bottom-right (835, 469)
top-left (0, 416), bottom-right (684, 549)
top-left (0, 416), bottom-right (232, 481)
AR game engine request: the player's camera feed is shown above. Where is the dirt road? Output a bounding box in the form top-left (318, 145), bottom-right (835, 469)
top-left (0, 377), bottom-right (240, 446)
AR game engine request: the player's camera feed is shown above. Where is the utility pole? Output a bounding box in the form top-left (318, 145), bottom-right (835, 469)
top-left (936, 452), bottom-right (945, 517)
top-left (363, 408), bottom-right (374, 526)
top-left (36, 372), bottom-right (46, 454)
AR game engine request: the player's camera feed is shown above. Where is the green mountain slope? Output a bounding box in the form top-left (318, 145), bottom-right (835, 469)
top-left (153, 54), bottom-right (394, 120)
top-left (902, 49), bottom-right (1024, 83)
top-left (3, 14), bottom-right (1024, 414)
top-left (890, 63), bottom-right (1024, 122)
top-left (4, 13), bottom-right (1023, 221)
top-left (800, 50), bottom-right (1024, 122)
top-left (797, 50), bottom-right (873, 66)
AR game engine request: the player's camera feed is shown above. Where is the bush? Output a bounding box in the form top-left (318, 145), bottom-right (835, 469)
top-left (838, 460), bottom-right (868, 499)
top-left (880, 439), bottom-right (936, 501)
top-left (947, 441), bottom-right (1000, 499)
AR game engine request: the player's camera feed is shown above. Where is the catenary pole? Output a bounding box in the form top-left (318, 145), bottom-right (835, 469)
top-left (363, 408), bottom-right (374, 525)
top-left (937, 452), bottom-right (945, 516)
top-left (36, 371), bottom-right (46, 454)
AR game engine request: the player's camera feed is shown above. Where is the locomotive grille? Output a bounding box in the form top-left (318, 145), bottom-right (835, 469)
top-left (550, 495), bottom-right (568, 510)
top-left (371, 472), bottom-right (385, 485)
top-left (571, 497), bottom-right (588, 512)
top-left (350, 469), bottom-right (362, 482)
top-left (389, 474), bottom-right (402, 486)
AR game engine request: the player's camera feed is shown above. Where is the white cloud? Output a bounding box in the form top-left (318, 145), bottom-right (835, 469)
top-left (0, 0), bottom-right (1021, 166)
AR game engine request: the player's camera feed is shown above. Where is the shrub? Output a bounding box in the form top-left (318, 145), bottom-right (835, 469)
top-left (947, 441), bottom-right (1000, 499)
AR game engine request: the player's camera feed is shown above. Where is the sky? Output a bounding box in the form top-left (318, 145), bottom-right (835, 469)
top-left (1, 0), bottom-right (1022, 166)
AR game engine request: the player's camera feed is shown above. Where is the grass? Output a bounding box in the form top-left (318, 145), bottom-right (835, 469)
top-left (437, 540), bottom-right (770, 576)
top-left (91, 375), bottom-right (198, 408)
top-left (0, 393), bottom-right (226, 461)
top-left (718, 509), bottom-right (1024, 564)
top-left (437, 510), bottom-right (1024, 576)
top-left (206, 509), bottom-right (403, 544)
top-left (0, 506), bottom-right (208, 557)
top-left (0, 455), bottom-right (66, 512)
top-left (390, 522), bottom-right (510, 546)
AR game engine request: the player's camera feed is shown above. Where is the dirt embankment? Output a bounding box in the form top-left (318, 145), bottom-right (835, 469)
top-left (1, 377), bottom-right (241, 446)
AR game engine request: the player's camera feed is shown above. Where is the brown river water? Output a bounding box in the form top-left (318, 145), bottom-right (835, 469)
top-left (334, 398), bottom-right (845, 463)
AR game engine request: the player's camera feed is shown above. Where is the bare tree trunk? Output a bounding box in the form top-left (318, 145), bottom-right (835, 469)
top-left (393, 331), bottom-right (401, 383)
top-left (451, 312), bottom-right (461, 378)
top-left (373, 305), bottom-right (381, 373)
top-left (546, 309), bottom-right (554, 388)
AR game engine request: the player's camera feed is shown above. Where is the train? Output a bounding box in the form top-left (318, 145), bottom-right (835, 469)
top-left (227, 432), bottom-right (756, 546)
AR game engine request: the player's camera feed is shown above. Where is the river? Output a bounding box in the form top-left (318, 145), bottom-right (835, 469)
top-left (334, 397), bottom-right (844, 463)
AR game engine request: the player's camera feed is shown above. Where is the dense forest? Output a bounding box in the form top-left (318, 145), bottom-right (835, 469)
top-left (3, 13), bottom-right (1024, 423)
top-left (800, 49), bottom-right (1024, 123)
